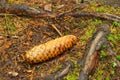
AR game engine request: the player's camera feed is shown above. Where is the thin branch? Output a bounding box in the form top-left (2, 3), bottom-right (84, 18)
top-left (0, 13), bottom-right (15, 17)
top-left (56, 3), bottom-right (88, 18)
top-left (44, 61), bottom-right (73, 80)
top-left (62, 12), bottom-right (120, 23)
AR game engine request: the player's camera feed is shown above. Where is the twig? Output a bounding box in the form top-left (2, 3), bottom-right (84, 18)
top-left (29, 67), bottom-right (35, 80)
top-left (56, 3), bottom-right (88, 18)
top-left (44, 61), bottom-right (73, 80)
top-left (51, 24), bottom-right (63, 37)
top-left (0, 13), bottom-right (15, 17)
top-left (65, 12), bottom-right (120, 23)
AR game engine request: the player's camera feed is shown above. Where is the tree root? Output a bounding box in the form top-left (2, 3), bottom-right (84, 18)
top-left (59, 12), bottom-right (120, 23)
top-left (43, 61), bottom-right (74, 80)
top-left (0, 1), bottom-right (56, 18)
top-left (79, 24), bottom-right (110, 80)
top-left (1, 1), bottom-right (120, 23)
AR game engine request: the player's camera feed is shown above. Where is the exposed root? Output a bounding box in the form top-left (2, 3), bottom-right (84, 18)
top-left (79, 24), bottom-right (110, 80)
top-left (60, 12), bottom-right (120, 23)
top-left (0, 1), bottom-right (56, 18)
top-left (43, 61), bottom-right (73, 80)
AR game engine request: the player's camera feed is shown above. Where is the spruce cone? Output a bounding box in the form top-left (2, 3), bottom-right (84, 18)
top-left (25, 35), bottom-right (77, 64)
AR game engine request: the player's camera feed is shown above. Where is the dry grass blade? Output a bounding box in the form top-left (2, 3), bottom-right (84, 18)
top-left (51, 24), bottom-right (63, 37)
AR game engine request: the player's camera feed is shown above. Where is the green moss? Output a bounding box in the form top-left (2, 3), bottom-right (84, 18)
top-left (92, 19), bottom-right (102, 25)
top-left (110, 70), bottom-right (115, 75)
top-left (64, 63), bottom-right (80, 80)
top-left (74, 52), bottom-right (82, 58)
top-left (83, 2), bottom-right (120, 14)
top-left (117, 34), bottom-right (120, 40)
top-left (105, 77), bottom-right (110, 80)
top-left (0, 15), bottom-right (16, 34)
top-left (64, 72), bottom-right (78, 80)
top-left (97, 77), bottom-right (102, 80)
top-left (102, 44), bottom-right (107, 49)
top-left (8, 0), bottom-right (24, 4)
top-left (96, 6), bottom-right (106, 12)
top-left (98, 70), bottom-right (103, 75)
top-left (80, 25), bottom-right (95, 42)
top-left (50, 64), bottom-right (62, 73)
top-left (8, 0), bottom-right (15, 3)
top-left (108, 34), bottom-right (116, 44)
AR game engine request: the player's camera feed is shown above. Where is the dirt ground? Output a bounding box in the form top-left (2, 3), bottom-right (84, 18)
top-left (0, 0), bottom-right (120, 80)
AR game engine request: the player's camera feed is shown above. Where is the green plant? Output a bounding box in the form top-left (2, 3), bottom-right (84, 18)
top-left (98, 70), bottom-right (103, 75)
top-left (9, 0), bottom-right (15, 3)
top-left (75, 52), bottom-right (82, 58)
top-left (3, 22), bottom-right (16, 31)
top-left (8, 0), bottom-right (23, 4)
top-left (112, 61), bottom-right (117, 68)
top-left (105, 77), bottom-right (110, 80)
top-left (102, 44), bottom-right (107, 49)
top-left (80, 27), bottom-right (95, 44)
top-left (117, 34), bottom-right (120, 40)
top-left (97, 7), bottom-right (105, 12)
top-left (100, 50), bottom-right (107, 58)
top-left (1, 15), bottom-right (16, 34)
top-left (116, 55), bottom-right (120, 61)
top-left (64, 72), bottom-right (78, 80)
top-left (110, 70), bottom-right (115, 75)
top-left (92, 19), bottom-right (102, 25)
top-left (108, 34), bottom-right (116, 44)
top-left (113, 21), bottom-right (120, 27)
top-left (97, 77), bottom-right (102, 80)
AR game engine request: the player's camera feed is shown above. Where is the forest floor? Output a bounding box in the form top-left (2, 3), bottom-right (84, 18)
top-left (0, 0), bottom-right (120, 80)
